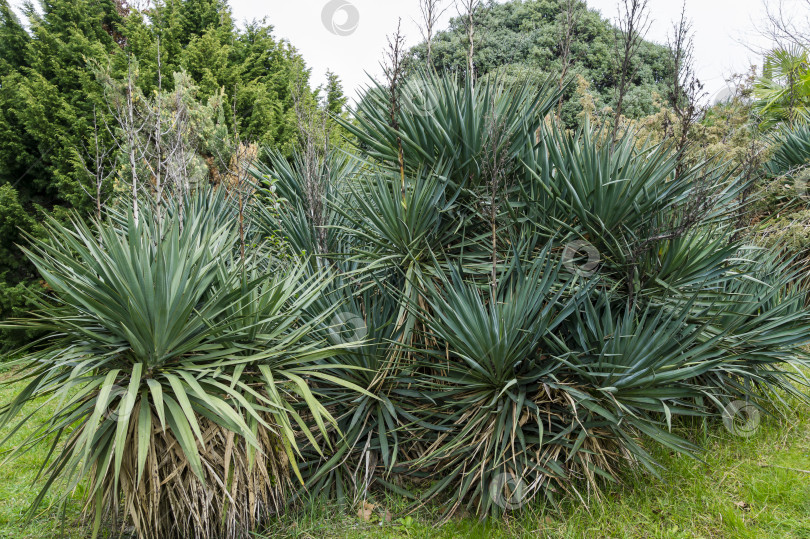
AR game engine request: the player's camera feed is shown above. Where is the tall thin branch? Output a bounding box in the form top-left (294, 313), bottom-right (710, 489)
top-left (753, 0), bottom-right (810, 51)
top-left (382, 20), bottom-right (407, 198)
top-left (417, 0), bottom-right (449, 69)
top-left (456, 0), bottom-right (481, 82)
top-left (610, 0), bottom-right (651, 148)
top-left (481, 104), bottom-right (512, 296)
top-left (666, 2), bottom-right (705, 180)
top-left (78, 107), bottom-right (115, 221)
top-left (556, 0), bottom-right (583, 118)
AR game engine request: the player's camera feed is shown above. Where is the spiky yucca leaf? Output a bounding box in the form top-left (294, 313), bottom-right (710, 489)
top-left (252, 149), bottom-right (360, 263)
top-left (344, 71), bottom-right (562, 186)
top-left (407, 247), bottom-right (584, 517)
top-left (765, 123), bottom-right (810, 178)
top-left (292, 280), bottom-right (422, 505)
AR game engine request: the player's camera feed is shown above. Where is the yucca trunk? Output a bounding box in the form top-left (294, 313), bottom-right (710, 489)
top-left (95, 404), bottom-right (289, 539)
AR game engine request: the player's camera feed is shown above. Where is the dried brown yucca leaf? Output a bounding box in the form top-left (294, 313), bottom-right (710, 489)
top-left (93, 406), bottom-right (290, 539)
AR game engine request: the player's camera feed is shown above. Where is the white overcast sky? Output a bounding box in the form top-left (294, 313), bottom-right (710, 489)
top-left (229, 0), bottom-right (775, 102)
top-left (10, 0), bottom-right (781, 102)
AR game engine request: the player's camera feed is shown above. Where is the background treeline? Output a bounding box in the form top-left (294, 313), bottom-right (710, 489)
top-left (409, 0), bottom-right (672, 126)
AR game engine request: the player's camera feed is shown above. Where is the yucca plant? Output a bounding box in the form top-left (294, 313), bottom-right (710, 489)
top-left (765, 122), bottom-right (810, 180)
top-left (692, 249), bottom-right (810, 408)
top-left (521, 125), bottom-right (747, 299)
top-left (344, 71), bottom-right (562, 189)
top-left (292, 279), bottom-right (422, 505)
top-left (252, 149), bottom-right (361, 266)
top-left (252, 71), bottom-right (810, 521)
top-left (0, 190), bottom-right (359, 539)
top-left (407, 249), bottom-right (729, 517)
top-left (408, 247), bottom-right (582, 516)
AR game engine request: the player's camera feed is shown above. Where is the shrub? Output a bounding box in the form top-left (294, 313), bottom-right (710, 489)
top-left (0, 190), bottom-right (361, 538)
top-left (255, 72), bottom-right (810, 517)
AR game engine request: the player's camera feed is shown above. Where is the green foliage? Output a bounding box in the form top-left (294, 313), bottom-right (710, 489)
top-left (0, 189), bottom-right (367, 538)
top-left (5, 368), bottom-right (810, 538)
top-left (0, 185), bottom-right (44, 349)
top-left (750, 124), bottom-right (810, 264)
top-left (765, 123), bottom-right (810, 177)
top-left (408, 0), bottom-right (673, 126)
top-left (256, 72), bottom-right (810, 519)
top-left (345, 71), bottom-right (561, 189)
top-left (1, 0), bottom-right (809, 533)
top-left (0, 0), bottom-right (345, 348)
top-left (753, 46), bottom-right (810, 129)
top-left (0, 185), bottom-right (38, 288)
top-left (258, 394), bottom-right (810, 538)
top-left (323, 70), bottom-right (349, 117)
top-left (0, 0), bottom-right (27, 77)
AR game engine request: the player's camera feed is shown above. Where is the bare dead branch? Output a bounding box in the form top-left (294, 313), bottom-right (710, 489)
top-left (382, 19), bottom-right (407, 197)
top-left (456, 0), bottom-right (481, 82)
top-left (666, 2), bottom-right (706, 180)
top-left (77, 106), bottom-right (116, 220)
top-left (752, 0), bottom-right (810, 51)
top-left (556, 0), bottom-right (583, 118)
top-left (417, 0), bottom-right (450, 69)
top-left (610, 0), bottom-right (652, 147)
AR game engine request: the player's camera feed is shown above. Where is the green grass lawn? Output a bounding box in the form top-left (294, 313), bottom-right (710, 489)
top-left (261, 411), bottom-right (810, 539)
top-left (2, 368), bottom-right (809, 539)
top-left (0, 369), bottom-right (85, 539)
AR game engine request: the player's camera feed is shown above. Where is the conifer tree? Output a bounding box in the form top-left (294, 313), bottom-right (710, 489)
top-left (0, 0), bottom-right (323, 347)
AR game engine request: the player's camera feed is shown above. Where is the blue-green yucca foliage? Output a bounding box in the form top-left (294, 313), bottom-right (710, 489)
top-left (254, 71), bottom-right (810, 518)
top-left (766, 123), bottom-right (810, 179)
top-left (0, 189), bottom-right (367, 539)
